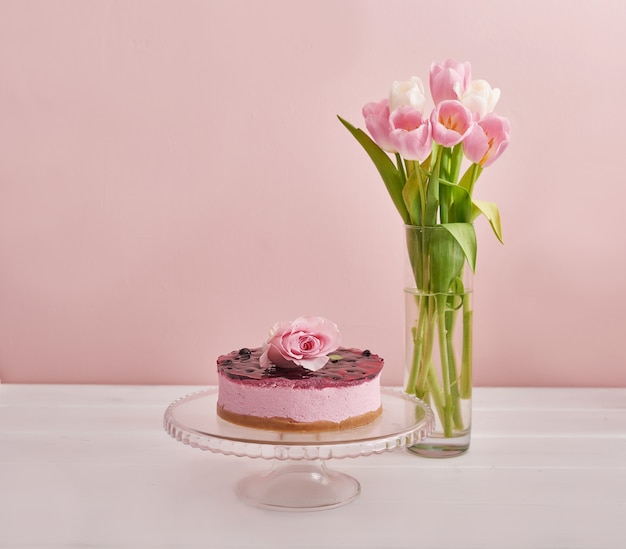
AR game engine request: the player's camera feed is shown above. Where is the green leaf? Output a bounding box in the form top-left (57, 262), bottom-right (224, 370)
top-left (337, 116), bottom-right (410, 223)
top-left (405, 226), bottom-right (428, 290)
top-left (459, 163), bottom-right (483, 194)
top-left (440, 222), bottom-right (477, 272)
top-left (424, 144), bottom-right (441, 226)
top-left (401, 170), bottom-right (422, 226)
top-left (471, 200), bottom-right (504, 244)
top-left (429, 228), bottom-right (466, 293)
top-left (440, 180), bottom-right (472, 223)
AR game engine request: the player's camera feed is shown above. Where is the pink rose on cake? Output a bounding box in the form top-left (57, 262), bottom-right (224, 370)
top-left (260, 316), bottom-right (341, 371)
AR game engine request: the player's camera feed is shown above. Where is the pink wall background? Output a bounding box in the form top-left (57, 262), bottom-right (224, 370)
top-left (1, 0), bottom-right (625, 386)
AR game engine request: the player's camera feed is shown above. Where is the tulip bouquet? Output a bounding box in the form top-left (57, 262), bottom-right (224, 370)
top-left (339, 59), bottom-right (510, 447)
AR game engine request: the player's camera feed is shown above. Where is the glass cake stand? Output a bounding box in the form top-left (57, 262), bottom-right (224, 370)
top-left (164, 388), bottom-right (433, 511)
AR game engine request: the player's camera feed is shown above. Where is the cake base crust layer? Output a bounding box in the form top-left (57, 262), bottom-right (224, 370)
top-left (216, 404), bottom-right (383, 432)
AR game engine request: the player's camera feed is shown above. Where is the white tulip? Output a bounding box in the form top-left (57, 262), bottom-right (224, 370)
top-left (389, 76), bottom-right (426, 114)
top-left (460, 79), bottom-right (501, 119)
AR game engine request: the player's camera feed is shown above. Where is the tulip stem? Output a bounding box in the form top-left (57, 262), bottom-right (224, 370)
top-left (435, 295), bottom-right (454, 437)
top-left (449, 144), bottom-right (464, 184)
top-left (467, 163), bottom-right (483, 196)
top-left (396, 153), bottom-right (407, 184)
top-left (460, 293), bottom-right (473, 399)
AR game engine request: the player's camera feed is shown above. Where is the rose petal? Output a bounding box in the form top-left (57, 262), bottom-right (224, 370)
top-left (293, 354), bottom-right (330, 371)
top-left (259, 316), bottom-right (341, 370)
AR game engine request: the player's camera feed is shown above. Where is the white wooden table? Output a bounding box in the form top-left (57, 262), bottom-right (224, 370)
top-left (1, 385), bottom-right (624, 549)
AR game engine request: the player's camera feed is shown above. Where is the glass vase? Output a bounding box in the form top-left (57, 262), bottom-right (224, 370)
top-left (403, 225), bottom-right (473, 457)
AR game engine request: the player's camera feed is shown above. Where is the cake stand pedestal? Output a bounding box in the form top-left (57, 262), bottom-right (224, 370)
top-left (164, 388), bottom-right (433, 511)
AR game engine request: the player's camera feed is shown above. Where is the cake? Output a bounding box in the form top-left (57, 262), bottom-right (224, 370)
top-left (216, 317), bottom-right (384, 431)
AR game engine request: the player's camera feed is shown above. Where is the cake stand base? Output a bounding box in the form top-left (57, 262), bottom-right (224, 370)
top-left (164, 388), bottom-right (434, 512)
top-left (237, 460), bottom-right (360, 511)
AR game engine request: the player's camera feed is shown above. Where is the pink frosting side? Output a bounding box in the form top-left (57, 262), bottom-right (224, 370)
top-left (217, 373), bottom-right (381, 423)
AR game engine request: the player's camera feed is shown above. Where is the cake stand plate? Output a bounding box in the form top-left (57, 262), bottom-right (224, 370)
top-left (164, 388), bottom-right (433, 511)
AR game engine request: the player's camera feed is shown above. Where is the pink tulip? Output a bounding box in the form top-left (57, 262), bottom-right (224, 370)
top-left (430, 100), bottom-right (474, 147)
top-left (389, 106), bottom-right (432, 162)
top-left (362, 99), bottom-right (397, 153)
top-left (463, 114), bottom-right (511, 167)
top-left (430, 59), bottom-right (472, 105)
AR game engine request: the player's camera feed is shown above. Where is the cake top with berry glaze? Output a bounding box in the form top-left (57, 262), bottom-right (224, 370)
top-left (217, 346), bottom-right (383, 385)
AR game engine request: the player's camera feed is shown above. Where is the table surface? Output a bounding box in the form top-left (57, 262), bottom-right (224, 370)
top-left (1, 385), bottom-right (625, 549)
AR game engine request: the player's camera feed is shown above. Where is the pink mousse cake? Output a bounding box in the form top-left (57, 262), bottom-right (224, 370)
top-left (216, 347), bottom-right (384, 431)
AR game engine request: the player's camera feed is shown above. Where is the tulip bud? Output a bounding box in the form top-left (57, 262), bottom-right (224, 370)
top-left (460, 79), bottom-right (501, 120)
top-left (389, 76), bottom-right (426, 114)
